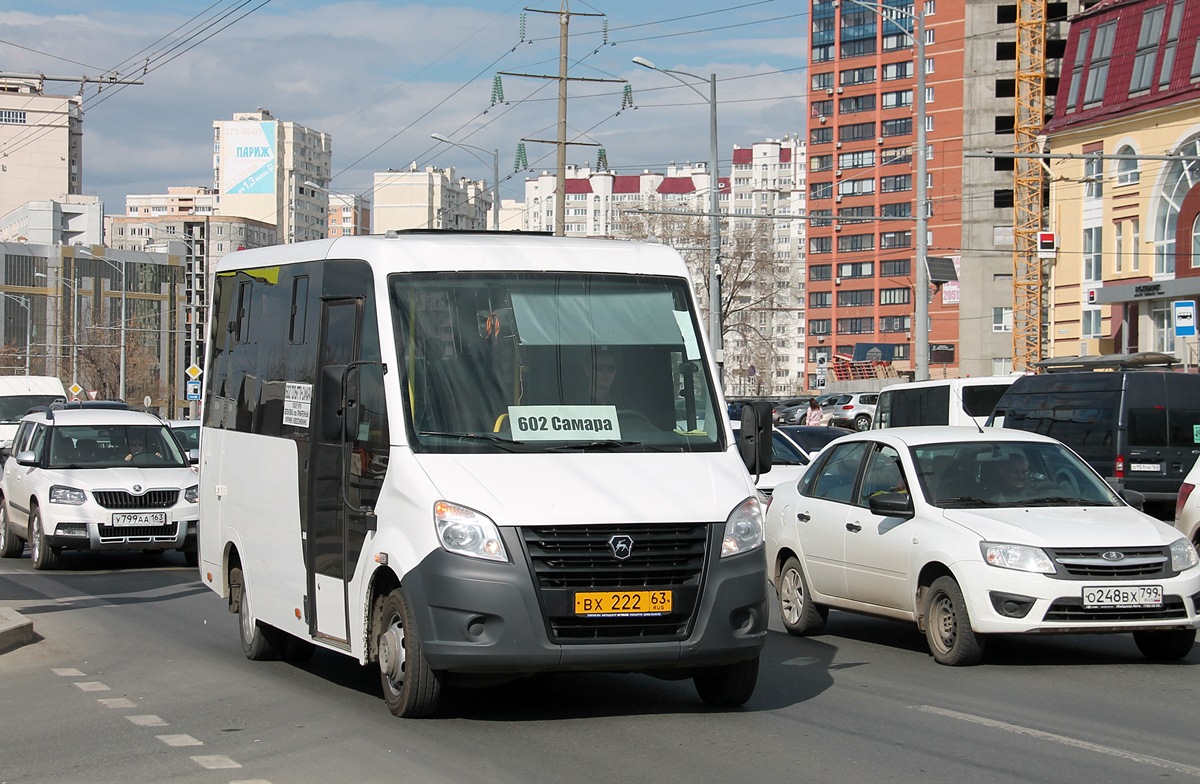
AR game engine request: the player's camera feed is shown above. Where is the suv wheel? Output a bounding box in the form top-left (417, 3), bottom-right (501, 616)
top-left (0, 500), bottom-right (24, 558)
top-left (854, 414), bottom-right (871, 431)
top-left (29, 506), bottom-right (61, 570)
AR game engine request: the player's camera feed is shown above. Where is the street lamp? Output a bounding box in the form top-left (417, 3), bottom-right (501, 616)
top-left (841, 0), bottom-right (930, 381)
top-left (430, 133), bottom-right (501, 231)
top-left (76, 247), bottom-right (127, 401)
top-left (1, 293), bottom-right (31, 375)
top-left (632, 57), bottom-right (723, 382)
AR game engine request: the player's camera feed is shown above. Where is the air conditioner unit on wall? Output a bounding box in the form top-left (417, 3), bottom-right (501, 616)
top-left (826, 88), bottom-right (834, 95)
top-left (877, 137), bottom-right (884, 144)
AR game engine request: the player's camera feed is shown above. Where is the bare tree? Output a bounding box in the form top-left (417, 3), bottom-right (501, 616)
top-left (72, 322), bottom-right (162, 403)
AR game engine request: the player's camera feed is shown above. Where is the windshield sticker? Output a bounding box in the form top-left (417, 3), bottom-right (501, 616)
top-left (508, 405), bottom-right (621, 441)
top-left (283, 382), bottom-right (313, 428)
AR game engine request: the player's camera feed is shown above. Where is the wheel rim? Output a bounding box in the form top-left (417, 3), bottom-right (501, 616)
top-left (238, 578), bottom-right (256, 643)
top-left (779, 567), bottom-right (803, 625)
top-left (30, 515), bottom-right (41, 562)
top-left (0, 507), bottom-right (8, 549)
top-left (379, 613), bottom-right (406, 693)
top-left (929, 591), bottom-right (957, 653)
top-left (855, 416), bottom-right (870, 430)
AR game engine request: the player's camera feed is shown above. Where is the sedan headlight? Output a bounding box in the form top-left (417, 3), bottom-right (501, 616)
top-left (49, 485), bottom-right (86, 505)
top-left (722, 496), bottom-right (764, 557)
top-left (1170, 538), bottom-right (1200, 572)
top-left (981, 542), bottom-right (1055, 574)
top-left (434, 501), bottom-right (508, 562)
top-left (184, 484), bottom-right (199, 504)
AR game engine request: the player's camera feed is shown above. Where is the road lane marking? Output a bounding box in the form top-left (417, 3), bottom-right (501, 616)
top-left (191, 756), bottom-right (242, 769)
top-left (52, 668), bottom-right (85, 677)
top-left (127, 715), bottom-right (168, 726)
top-left (915, 705), bottom-right (1200, 778)
top-left (75, 682), bottom-right (110, 692)
top-left (99, 698), bottom-right (138, 709)
top-left (157, 734), bottom-right (203, 747)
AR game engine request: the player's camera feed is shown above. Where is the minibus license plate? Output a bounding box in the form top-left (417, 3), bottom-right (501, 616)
top-left (1082, 584), bottom-right (1162, 608)
top-left (574, 590), bottom-right (672, 616)
top-left (111, 512), bottom-right (167, 526)
top-left (1129, 463), bottom-right (1161, 472)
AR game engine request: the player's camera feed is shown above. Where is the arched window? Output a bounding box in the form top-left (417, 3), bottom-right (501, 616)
top-left (1116, 145), bottom-right (1139, 185)
top-left (1153, 134), bottom-right (1200, 275)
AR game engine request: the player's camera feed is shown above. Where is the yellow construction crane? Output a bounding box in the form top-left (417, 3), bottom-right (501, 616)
top-left (1013, 0), bottom-right (1047, 371)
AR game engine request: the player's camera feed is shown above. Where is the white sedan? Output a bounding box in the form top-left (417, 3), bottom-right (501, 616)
top-left (765, 426), bottom-right (1200, 665)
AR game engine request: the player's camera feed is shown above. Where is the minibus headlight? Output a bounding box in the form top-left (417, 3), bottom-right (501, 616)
top-left (981, 542), bottom-right (1055, 574)
top-left (49, 485), bottom-right (87, 505)
top-left (1170, 538), bottom-right (1200, 572)
top-left (721, 496), bottom-right (764, 557)
top-left (434, 501), bottom-right (508, 562)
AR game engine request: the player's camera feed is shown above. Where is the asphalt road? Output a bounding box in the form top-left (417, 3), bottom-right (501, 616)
top-left (1, 549), bottom-right (1198, 784)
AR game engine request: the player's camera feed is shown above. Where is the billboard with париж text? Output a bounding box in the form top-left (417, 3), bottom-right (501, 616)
top-left (221, 121), bottom-right (277, 195)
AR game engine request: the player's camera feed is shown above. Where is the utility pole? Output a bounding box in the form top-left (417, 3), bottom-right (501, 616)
top-left (498, 3), bottom-right (622, 236)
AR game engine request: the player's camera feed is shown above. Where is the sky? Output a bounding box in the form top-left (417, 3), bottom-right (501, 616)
top-left (0, 0), bottom-right (807, 213)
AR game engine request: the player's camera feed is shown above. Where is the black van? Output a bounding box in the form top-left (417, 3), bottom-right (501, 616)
top-left (989, 370), bottom-right (1200, 503)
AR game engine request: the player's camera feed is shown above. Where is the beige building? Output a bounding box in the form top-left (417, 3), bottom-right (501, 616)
top-left (373, 166), bottom-right (490, 233)
top-left (213, 109), bottom-right (332, 243)
top-left (0, 78), bottom-right (84, 217)
top-left (326, 192), bottom-right (371, 238)
top-left (0, 196), bottom-right (103, 246)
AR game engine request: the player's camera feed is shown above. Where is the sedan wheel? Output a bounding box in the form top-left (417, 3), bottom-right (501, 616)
top-left (778, 556), bottom-right (827, 635)
top-left (923, 576), bottom-right (984, 665)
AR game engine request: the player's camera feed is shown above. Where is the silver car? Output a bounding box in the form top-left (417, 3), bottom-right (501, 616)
top-left (827, 392), bottom-right (878, 431)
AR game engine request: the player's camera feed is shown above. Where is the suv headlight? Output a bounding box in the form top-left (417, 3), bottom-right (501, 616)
top-left (184, 484), bottom-right (199, 504)
top-left (722, 496), bottom-right (764, 557)
top-left (1170, 538), bottom-right (1200, 572)
top-left (981, 542), bottom-right (1055, 574)
top-left (434, 501), bottom-right (508, 562)
top-left (49, 485), bottom-right (87, 505)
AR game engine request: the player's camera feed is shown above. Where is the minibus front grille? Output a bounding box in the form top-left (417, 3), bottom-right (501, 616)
top-left (94, 490), bottom-right (180, 509)
top-left (521, 523), bottom-right (711, 643)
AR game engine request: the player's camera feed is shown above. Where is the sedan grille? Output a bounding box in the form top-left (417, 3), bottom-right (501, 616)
top-left (94, 490), bottom-right (180, 510)
top-left (1045, 547), bottom-right (1170, 580)
top-left (1043, 595), bottom-right (1188, 622)
top-left (520, 523), bottom-right (712, 643)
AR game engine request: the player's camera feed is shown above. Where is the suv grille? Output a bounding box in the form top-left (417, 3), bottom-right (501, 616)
top-left (1043, 595), bottom-right (1188, 622)
top-left (1046, 547), bottom-right (1170, 579)
top-left (521, 523), bottom-right (712, 643)
top-left (93, 490), bottom-right (180, 510)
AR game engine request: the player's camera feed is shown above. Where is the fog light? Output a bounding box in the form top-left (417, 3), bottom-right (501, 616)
top-left (187, 521), bottom-right (198, 534)
top-left (989, 591), bottom-right (1035, 618)
top-left (55, 523), bottom-right (88, 537)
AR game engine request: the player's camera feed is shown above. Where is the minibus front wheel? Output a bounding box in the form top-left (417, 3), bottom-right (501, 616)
top-left (378, 588), bottom-right (442, 718)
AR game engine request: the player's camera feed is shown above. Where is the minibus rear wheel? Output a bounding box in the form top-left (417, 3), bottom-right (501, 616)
top-left (378, 588), bottom-right (441, 718)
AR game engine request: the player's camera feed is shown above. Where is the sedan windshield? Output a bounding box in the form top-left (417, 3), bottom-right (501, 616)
top-left (912, 440), bottom-right (1121, 508)
top-left (48, 425), bottom-right (188, 469)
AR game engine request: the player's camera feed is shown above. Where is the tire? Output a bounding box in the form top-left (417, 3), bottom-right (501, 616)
top-left (923, 576), bottom-right (984, 666)
top-left (693, 656), bottom-right (760, 707)
top-left (182, 549), bottom-right (199, 568)
top-left (377, 588), bottom-right (441, 718)
top-left (280, 634), bottom-right (317, 663)
top-left (29, 507), bottom-right (61, 571)
top-left (777, 556), bottom-right (828, 635)
top-left (231, 566), bottom-right (281, 660)
top-left (0, 500), bottom-right (24, 559)
top-left (854, 414), bottom-right (871, 431)
top-left (1132, 629), bottom-right (1196, 661)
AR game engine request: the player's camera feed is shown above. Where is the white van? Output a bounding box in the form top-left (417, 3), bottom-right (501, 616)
top-left (198, 232), bottom-right (768, 717)
top-left (0, 375), bottom-right (67, 449)
top-left (872, 375), bottom-right (1017, 429)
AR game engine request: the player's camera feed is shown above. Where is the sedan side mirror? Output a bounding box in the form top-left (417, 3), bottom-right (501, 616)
top-left (867, 491), bottom-right (914, 519)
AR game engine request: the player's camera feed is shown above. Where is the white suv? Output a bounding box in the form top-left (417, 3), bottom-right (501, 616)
top-left (0, 403), bottom-right (199, 570)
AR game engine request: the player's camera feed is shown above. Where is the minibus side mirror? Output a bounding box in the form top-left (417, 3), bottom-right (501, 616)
top-left (739, 400), bottom-right (773, 474)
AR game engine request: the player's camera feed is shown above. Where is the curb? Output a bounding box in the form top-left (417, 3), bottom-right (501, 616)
top-left (0, 607), bottom-right (34, 653)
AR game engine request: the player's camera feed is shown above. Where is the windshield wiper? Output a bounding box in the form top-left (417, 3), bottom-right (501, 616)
top-left (1025, 495), bottom-right (1104, 506)
top-left (545, 439), bottom-right (643, 451)
top-left (937, 496), bottom-right (999, 508)
top-left (419, 431), bottom-right (522, 451)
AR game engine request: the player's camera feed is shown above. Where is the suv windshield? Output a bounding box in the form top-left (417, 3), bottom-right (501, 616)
top-left (48, 425), bottom-right (188, 469)
top-left (392, 272), bottom-right (721, 454)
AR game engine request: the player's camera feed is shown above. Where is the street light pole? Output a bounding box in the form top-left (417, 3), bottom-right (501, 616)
top-left (632, 57), bottom-right (723, 383)
top-left (843, 0), bottom-right (929, 380)
top-left (430, 133), bottom-right (501, 231)
top-left (2, 294), bottom-right (31, 375)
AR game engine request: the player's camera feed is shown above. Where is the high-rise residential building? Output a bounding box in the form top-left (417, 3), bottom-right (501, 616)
top-left (326, 192), bottom-right (371, 237)
top-left (1043, 0), bottom-right (1200, 362)
top-left (0, 196), bottom-right (103, 245)
top-left (373, 166), bottom-right (490, 233)
top-left (805, 0), bottom-right (1080, 381)
top-left (0, 78), bottom-right (84, 217)
top-left (212, 109), bottom-right (332, 243)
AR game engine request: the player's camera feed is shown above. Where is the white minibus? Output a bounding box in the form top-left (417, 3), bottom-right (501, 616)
top-left (198, 232), bottom-right (768, 717)
top-left (0, 375), bottom-right (67, 451)
top-left (872, 375), bottom-right (1017, 429)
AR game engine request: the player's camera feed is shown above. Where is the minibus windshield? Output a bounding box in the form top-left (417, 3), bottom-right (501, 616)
top-left (391, 272), bottom-right (722, 453)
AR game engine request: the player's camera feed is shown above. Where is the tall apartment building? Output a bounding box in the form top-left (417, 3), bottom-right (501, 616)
top-left (805, 0), bottom-right (1079, 380)
top-left (326, 192), bottom-right (371, 237)
top-left (373, 166), bottom-right (490, 233)
top-left (0, 78), bottom-right (84, 217)
top-left (213, 109), bottom-right (332, 243)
